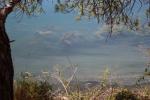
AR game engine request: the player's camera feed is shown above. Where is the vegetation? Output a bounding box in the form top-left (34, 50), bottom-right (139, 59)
top-left (14, 72), bottom-right (150, 100)
top-left (14, 73), bottom-right (53, 100)
top-left (13, 66), bottom-right (150, 100)
top-left (56, 0), bottom-right (150, 33)
top-left (114, 89), bottom-right (137, 100)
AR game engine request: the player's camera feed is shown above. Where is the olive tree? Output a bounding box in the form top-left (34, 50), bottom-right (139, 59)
top-left (0, 0), bottom-right (43, 99)
top-left (0, 0), bottom-right (150, 100)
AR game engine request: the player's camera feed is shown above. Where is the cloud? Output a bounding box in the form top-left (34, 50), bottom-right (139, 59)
top-left (60, 32), bottom-right (81, 46)
top-left (134, 25), bottom-right (150, 36)
top-left (38, 30), bottom-right (54, 35)
top-left (95, 23), bottom-right (127, 38)
top-left (36, 25), bottom-right (62, 36)
top-left (95, 23), bottom-right (150, 38)
top-left (137, 44), bottom-right (150, 58)
top-left (59, 31), bottom-right (100, 47)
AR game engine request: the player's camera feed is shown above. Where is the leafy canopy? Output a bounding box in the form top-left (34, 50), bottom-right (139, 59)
top-left (55, 0), bottom-right (150, 33)
top-left (1, 0), bottom-right (150, 33)
top-left (0, 0), bottom-right (44, 16)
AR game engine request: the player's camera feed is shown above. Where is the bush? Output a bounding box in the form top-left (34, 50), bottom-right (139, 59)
top-left (14, 79), bottom-right (53, 100)
top-left (114, 89), bottom-right (138, 100)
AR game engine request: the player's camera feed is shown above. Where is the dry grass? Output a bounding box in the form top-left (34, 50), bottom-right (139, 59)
top-left (14, 78), bottom-right (150, 100)
top-left (14, 67), bottom-right (150, 100)
top-left (14, 78), bottom-right (53, 100)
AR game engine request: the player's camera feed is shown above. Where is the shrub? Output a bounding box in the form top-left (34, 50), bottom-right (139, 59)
top-left (14, 79), bottom-right (53, 100)
top-left (114, 89), bottom-right (138, 100)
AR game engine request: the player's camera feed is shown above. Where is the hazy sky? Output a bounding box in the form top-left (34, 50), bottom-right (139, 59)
top-left (6, 1), bottom-right (150, 80)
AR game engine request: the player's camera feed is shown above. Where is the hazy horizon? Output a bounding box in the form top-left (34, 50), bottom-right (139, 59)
top-left (6, 1), bottom-right (150, 82)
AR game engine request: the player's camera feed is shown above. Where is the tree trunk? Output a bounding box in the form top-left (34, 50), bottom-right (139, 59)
top-left (0, 1), bottom-right (20, 100)
top-left (0, 19), bottom-right (14, 100)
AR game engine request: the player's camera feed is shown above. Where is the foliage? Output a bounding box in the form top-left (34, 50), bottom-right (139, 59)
top-left (0, 0), bottom-right (44, 16)
top-left (114, 89), bottom-right (138, 100)
top-left (65, 86), bottom-right (150, 100)
top-left (13, 70), bottom-right (150, 100)
top-left (145, 64), bottom-right (150, 76)
top-left (51, 64), bottom-right (78, 96)
top-left (1, 0), bottom-right (150, 31)
top-left (55, 0), bottom-right (150, 34)
top-left (14, 74), bottom-right (53, 100)
top-left (101, 67), bottom-right (111, 88)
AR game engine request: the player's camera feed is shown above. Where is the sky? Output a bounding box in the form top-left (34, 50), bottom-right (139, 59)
top-left (5, 1), bottom-right (150, 81)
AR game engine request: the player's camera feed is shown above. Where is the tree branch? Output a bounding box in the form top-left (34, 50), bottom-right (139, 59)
top-left (5, 0), bottom-right (21, 15)
top-left (0, 0), bottom-right (21, 21)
